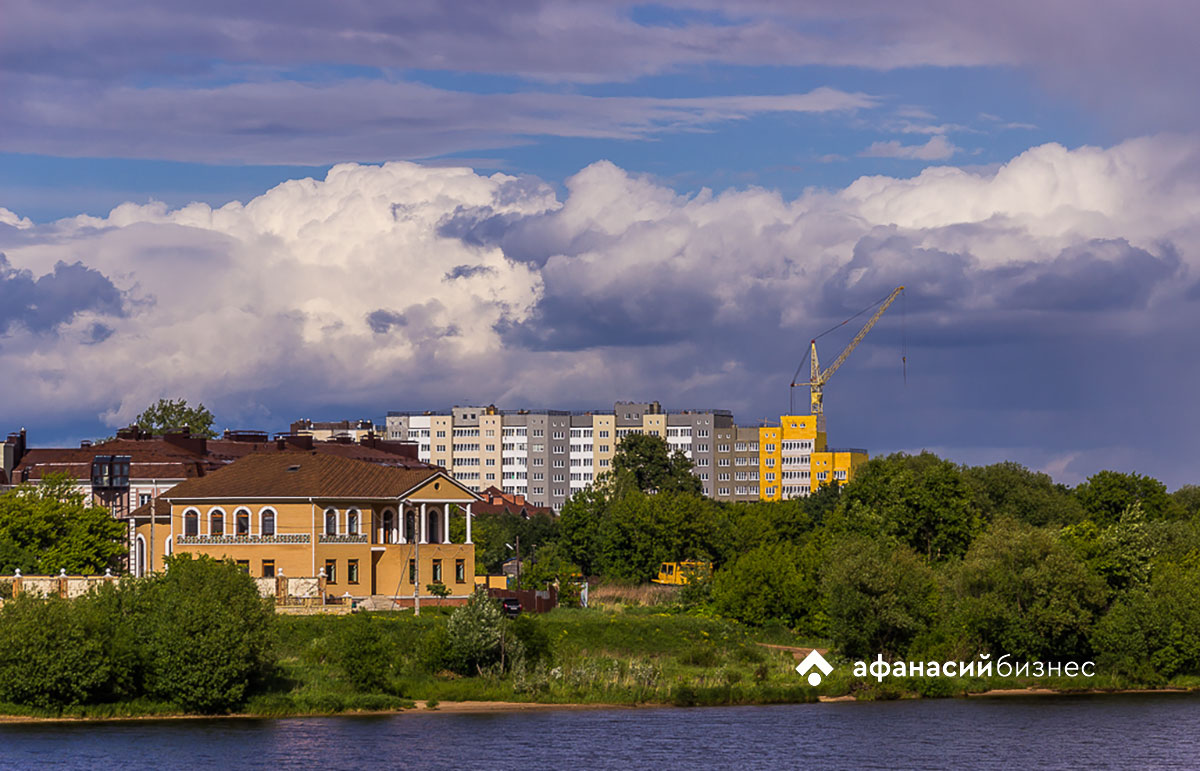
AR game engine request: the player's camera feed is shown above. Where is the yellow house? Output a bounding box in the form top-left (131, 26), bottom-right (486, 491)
top-left (141, 452), bottom-right (481, 603)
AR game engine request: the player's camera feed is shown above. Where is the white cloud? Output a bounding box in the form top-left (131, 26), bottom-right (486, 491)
top-left (860, 135), bottom-right (959, 161)
top-left (2, 136), bottom-right (1200, 483)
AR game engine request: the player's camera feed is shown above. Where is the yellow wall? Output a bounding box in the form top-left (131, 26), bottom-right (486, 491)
top-left (592, 414), bottom-right (616, 478)
top-left (810, 449), bottom-right (868, 491)
top-left (758, 426), bottom-right (782, 501)
top-left (760, 414), bottom-right (866, 500)
top-left (140, 496), bottom-right (476, 597)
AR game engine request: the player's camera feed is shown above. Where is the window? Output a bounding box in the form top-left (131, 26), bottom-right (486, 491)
top-left (235, 508), bottom-right (251, 535)
top-left (599, 430), bottom-right (609, 438)
top-left (324, 508), bottom-right (338, 536)
top-left (599, 445), bottom-right (610, 453)
top-left (261, 509), bottom-right (276, 536)
top-left (699, 473), bottom-right (709, 481)
top-left (456, 559), bottom-right (465, 583)
top-left (262, 560), bottom-right (275, 578)
top-left (409, 559), bottom-right (417, 583)
top-left (432, 559), bottom-right (442, 582)
top-left (552, 459), bottom-right (565, 468)
top-left (324, 559), bottom-right (337, 584)
top-left (139, 493), bottom-right (151, 507)
top-left (184, 509), bottom-right (199, 536)
top-left (436, 430), bottom-right (446, 437)
top-left (532, 429), bottom-right (544, 438)
top-left (436, 444), bottom-right (446, 452)
top-left (347, 509), bottom-right (360, 535)
top-left (718, 458), bottom-right (730, 467)
top-left (599, 459), bottom-right (610, 467)
top-left (834, 470), bottom-right (847, 480)
top-left (817, 471), bottom-right (828, 481)
top-left (718, 488), bottom-right (730, 496)
top-left (210, 510), bottom-right (224, 536)
top-left (235, 560), bottom-right (250, 573)
top-left (765, 444), bottom-right (776, 453)
top-left (532, 458), bottom-right (544, 466)
top-left (348, 559), bottom-right (360, 584)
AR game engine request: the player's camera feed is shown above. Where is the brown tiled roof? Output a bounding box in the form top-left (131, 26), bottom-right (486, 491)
top-left (126, 497), bottom-right (171, 520)
top-left (164, 452), bottom-right (474, 501)
top-left (472, 485), bottom-right (554, 517)
top-left (10, 435), bottom-right (435, 484)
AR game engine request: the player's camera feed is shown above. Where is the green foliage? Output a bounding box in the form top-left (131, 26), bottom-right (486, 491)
top-left (950, 518), bottom-right (1106, 661)
top-left (135, 397), bottom-right (217, 438)
top-left (1075, 470), bottom-right (1179, 525)
top-left (426, 582), bottom-right (451, 598)
top-left (519, 541), bottom-right (579, 590)
top-left (336, 612), bottom-right (399, 693)
top-left (470, 510), bottom-right (560, 575)
top-left (443, 587), bottom-right (520, 675)
top-left (610, 433), bottom-right (703, 495)
top-left (822, 536), bottom-right (939, 659)
top-left (1092, 562), bottom-right (1200, 681)
top-left (142, 555), bottom-right (275, 712)
top-left (1061, 504), bottom-right (1155, 598)
top-left (1171, 484), bottom-right (1200, 518)
top-left (0, 473), bottom-right (127, 574)
top-left (0, 595), bottom-right (111, 710)
top-left (834, 452), bottom-right (980, 560)
top-left (512, 614), bottom-right (553, 666)
top-left (963, 461), bottom-right (1085, 526)
top-left (711, 542), bottom-right (813, 628)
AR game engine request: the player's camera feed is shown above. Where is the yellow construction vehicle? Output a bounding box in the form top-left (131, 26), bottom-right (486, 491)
top-left (652, 561), bottom-right (712, 585)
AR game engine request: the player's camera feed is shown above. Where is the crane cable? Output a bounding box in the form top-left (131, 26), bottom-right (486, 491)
top-left (789, 288), bottom-right (899, 387)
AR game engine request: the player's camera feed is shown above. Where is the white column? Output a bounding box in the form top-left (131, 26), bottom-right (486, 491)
top-left (465, 503), bottom-right (473, 545)
top-left (419, 503), bottom-right (428, 544)
top-left (443, 506), bottom-right (451, 544)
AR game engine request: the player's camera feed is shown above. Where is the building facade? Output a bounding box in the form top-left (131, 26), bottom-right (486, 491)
top-left (136, 452), bottom-right (480, 602)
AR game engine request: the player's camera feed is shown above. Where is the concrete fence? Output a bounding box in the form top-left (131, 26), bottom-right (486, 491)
top-left (0, 571), bottom-right (329, 607)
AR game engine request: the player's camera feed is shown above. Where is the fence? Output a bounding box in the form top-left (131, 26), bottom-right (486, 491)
top-left (1, 571), bottom-right (329, 607)
top-left (487, 586), bottom-right (558, 613)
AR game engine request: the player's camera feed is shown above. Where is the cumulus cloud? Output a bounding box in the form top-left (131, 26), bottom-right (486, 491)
top-left (861, 136), bottom-right (959, 161)
top-left (0, 253), bottom-right (127, 336)
top-left (2, 137), bottom-right (1200, 484)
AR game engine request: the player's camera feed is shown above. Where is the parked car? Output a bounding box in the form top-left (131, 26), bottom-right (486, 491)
top-left (499, 597), bottom-right (521, 617)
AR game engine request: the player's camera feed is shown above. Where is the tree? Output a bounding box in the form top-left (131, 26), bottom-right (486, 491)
top-left (711, 541), bottom-right (814, 628)
top-left (444, 586), bottom-right (520, 675)
top-left (143, 555), bottom-right (275, 712)
top-left (1091, 562), bottom-right (1200, 682)
top-left (822, 536), bottom-right (939, 659)
top-left (950, 518), bottom-right (1106, 661)
top-left (610, 433), bottom-right (702, 495)
top-left (963, 461), bottom-right (1085, 526)
top-left (0, 473), bottom-right (127, 575)
top-left (1170, 484), bottom-right (1200, 519)
top-left (135, 398), bottom-right (217, 438)
top-left (834, 452), bottom-right (980, 561)
top-left (1074, 470), bottom-right (1179, 525)
top-left (0, 595), bottom-right (112, 710)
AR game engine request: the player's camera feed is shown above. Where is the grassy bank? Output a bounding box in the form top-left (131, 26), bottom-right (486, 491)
top-left (3, 605), bottom-right (1196, 720)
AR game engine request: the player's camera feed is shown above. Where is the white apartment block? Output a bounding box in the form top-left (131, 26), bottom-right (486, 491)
top-left (386, 402), bottom-right (738, 511)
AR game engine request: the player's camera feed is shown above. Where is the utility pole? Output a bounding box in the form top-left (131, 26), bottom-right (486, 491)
top-left (149, 480), bottom-right (156, 575)
top-left (515, 535), bottom-right (521, 588)
top-left (413, 511), bottom-right (420, 616)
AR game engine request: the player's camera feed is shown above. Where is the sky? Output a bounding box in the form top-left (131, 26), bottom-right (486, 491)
top-left (2, 1), bottom-right (1199, 487)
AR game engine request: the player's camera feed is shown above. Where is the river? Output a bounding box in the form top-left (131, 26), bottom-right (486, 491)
top-left (2, 694), bottom-right (1198, 769)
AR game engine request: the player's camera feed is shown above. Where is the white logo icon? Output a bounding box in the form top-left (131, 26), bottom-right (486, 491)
top-left (796, 650), bottom-right (833, 686)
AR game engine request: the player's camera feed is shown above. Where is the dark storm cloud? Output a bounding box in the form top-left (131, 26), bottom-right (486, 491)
top-left (999, 240), bottom-right (1179, 312)
top-left (0, 253), bottom-right (125, 335)
top-left (443, 264), bottom-right (498, 281)
top-left (366, 309), bottom-right (406, 334)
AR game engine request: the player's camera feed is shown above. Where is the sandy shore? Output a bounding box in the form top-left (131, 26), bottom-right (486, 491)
top-left (1, 688), bottom-right (1193, 723)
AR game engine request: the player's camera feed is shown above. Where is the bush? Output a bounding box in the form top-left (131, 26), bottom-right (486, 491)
top-left (1092, 562), bottom-right (1200, 681)
top-left (822, 536), bottom-right (939, 660)
top-left (443, 587), bottom-right (520, 675)
top-left (142, 555), bottom-right (276, 712)
top-left (337, 613), bottom-right (399, 693)
top-left (0, 595), bottom-right (111, 710)
top-left (512, 614), bottom-right (552, 666)
top-left (711, 542), bottom-right (813, 627)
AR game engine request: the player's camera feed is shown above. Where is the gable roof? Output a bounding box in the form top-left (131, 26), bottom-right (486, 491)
top-left (163, 451), bottom-right (478, 501)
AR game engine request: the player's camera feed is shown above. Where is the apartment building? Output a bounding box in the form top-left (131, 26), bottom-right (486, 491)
top-left (382, 403), bottom-right (868, 509)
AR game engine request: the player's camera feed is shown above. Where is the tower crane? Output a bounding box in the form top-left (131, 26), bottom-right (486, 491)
top-left (790, 286), bottom-right (905, 429)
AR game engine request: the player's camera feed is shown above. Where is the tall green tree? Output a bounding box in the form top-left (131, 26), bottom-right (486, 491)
top-left (1074, 470), bottom-right (1179, 525)
top-left (135, 398), bottom-right (217, 438)
top-left (963, 461), bottom-right (1084, 526)
top-left (950, 518), bottom-right (1106, 661)
top-left (0, 474), bottom-right (127, 574)
top-left (610, 433), bottom-right (702, 495)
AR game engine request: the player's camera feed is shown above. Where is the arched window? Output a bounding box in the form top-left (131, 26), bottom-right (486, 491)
top-left (324, 508), bottom-right (338, 536)
top-left (184, 509), bottom-right (199, 537)
top-left (347, 509), bottom-right (360, 536)
top-left (165, 536), bottom-right (173, 556)
top-left (381, 509), bottom-right (396, 544)
top-left (135, 535), bottom-right (146, 577)
top-left (235, 508), bottom-right (251, 536)
top-left (426, 507), bottom-right (440, 544)
top-left (210, 509), bottom-right (225, 536)
top-left (260, 508), bottom-right (276, 537)
top-left (404, 509), bottom-right (416, 543)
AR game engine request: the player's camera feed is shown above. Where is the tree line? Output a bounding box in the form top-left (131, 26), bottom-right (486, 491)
top-left (471, 435), bottom-right (1200, 683)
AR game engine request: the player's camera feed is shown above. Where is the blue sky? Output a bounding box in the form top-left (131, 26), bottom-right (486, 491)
top-left (2, 1), bottom-right (1198, 487)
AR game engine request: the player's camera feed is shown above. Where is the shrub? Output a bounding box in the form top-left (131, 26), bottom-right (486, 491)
top-left (142, 555), bottom-right (276, 713)
top-left (512, 614), bottom-right (552, 666)
top-left (711, 542), bottom-right (812, 627)
top-left (444, 587), bottom-right (520, 675)
top-left (336, 613), bottom-right (399, 693)
top-left (0, 595), bottom-right (111, 710)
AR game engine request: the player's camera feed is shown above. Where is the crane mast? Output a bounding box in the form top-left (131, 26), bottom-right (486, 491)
top-left (797, 286), bottom-right (904, 429)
